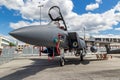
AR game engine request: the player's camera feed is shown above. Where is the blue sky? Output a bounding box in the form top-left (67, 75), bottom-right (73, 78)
top-left (0, 0), bottom-right (120, 37)
top-left (72, 0), bottom-right (120, 35)
top-left (72, 0), bottom-right (118, 14)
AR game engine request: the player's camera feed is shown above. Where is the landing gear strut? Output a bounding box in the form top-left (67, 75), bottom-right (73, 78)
top-left (59, 48), bottom-right (65, 66)
top-left (80, 53), bottom-right (83, 61)
top-left (59, 57), bottom-right (65, 66)
top-left (76, 49), bottom-right (84, 61)
top-left (80, 49), bottom-right (86, 61)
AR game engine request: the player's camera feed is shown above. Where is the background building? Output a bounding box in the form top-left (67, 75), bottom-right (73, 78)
top-left (0, 36), bottom-right (10, 49)
top-left (16, 42), bottom-right (31, 51)
top-left (88, 35), bottom-right (120, 48)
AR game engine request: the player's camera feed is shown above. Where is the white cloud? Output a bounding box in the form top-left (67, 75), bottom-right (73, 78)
top-left (10, 21), bottom-right (30, 29)
top-left (92, 34), bottom-right (120, 38)
top-left (67, 12), bottom-right (112, 33)
top-left (115, 27), bottom-right (120, 30)
top-left (10, 21), bottom-right (48, 29)
top-left (86, 0), bottom-right (102, 11)
top-left (0, 0), bottom-right (120, 37)
top-left (0, 0), bottom-right (24, 10)
top-left (8, 1), bottom-right (120, 35)
top-left (0, 0), bottom-right (73, 21)
top-left (86, 3), bottom-right (99, 11)
top-left (67, 1), bottom-right (120, 35)
top-left (96, 0), bottom-right (102, 4)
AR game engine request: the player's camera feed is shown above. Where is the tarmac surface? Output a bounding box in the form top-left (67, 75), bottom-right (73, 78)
top-left (0, 54), bottom-right (120, 80)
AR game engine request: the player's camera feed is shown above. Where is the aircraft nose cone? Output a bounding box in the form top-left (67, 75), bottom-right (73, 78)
top-left (9, 26), bottom-right (33, 42)
top-left (9, 28), bottom-right (26, 38)
top-left (9, 30), bottom-right (18, 37)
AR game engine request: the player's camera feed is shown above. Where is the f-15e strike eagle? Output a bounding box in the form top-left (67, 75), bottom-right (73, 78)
top-left (9, 6), bottom-right (97, 66)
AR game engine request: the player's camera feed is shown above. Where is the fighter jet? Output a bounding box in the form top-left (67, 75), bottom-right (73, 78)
top-left (9, 6), bottom-right (97, 66)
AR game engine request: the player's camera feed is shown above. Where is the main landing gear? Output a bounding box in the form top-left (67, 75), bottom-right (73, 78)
top-left (80, 53), bottom-right (83, 61)
top-left (76, 48), bottom-right (87, 61)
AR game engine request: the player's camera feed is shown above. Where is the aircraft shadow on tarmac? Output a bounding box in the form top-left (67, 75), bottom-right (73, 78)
top-left (0, 57), bottom-right (103, 80)
top-left (0, 58), bottom-right (58, 80)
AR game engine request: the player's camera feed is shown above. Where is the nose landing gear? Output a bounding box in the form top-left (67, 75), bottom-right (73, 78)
top-left (59, 57), bottom-right (65, 66)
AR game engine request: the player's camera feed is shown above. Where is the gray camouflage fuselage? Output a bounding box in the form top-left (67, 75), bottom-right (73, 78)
top-left (9, 24), bottom-right (69, 48)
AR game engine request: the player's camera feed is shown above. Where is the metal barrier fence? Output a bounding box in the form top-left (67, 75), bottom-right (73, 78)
top-left (0, 46), bottom-right (118, 65)
top-left (22, 46), bottom-right (39, 54)
top-left (0, 47), bottom-right (19, 65)
top-left (22, 46), bottom-right (40, 56)
top-left (0, 46), bottom-right (41, 65)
